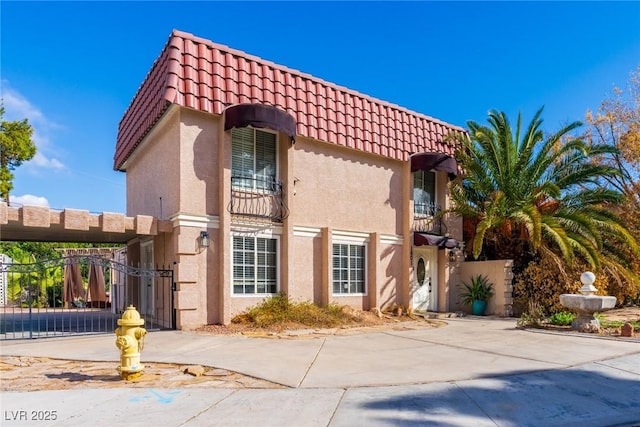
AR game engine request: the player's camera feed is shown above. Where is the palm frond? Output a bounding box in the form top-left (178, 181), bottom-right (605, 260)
top-left (457, 108), bottom-right (638, 276)
top-left (541, 220), bottom-right (573, 263)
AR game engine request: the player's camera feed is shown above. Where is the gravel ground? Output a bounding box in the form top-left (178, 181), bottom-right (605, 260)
top-left (0, 357), bottom-right (283, 392)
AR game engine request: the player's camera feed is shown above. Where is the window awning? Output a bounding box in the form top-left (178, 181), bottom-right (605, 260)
top-left (224, 104), bottom-right (297, 142)
top-left (410, 153), bottom-right (458, 180)
top-left (413, 232), bottom-right (460, 249)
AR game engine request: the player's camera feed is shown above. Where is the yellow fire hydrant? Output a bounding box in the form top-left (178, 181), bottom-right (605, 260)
top-left (115, 305), bottom-right (147, 380)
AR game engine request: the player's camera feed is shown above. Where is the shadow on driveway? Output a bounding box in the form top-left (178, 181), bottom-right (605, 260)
top-left (341, 364), bottom-right (640, 427)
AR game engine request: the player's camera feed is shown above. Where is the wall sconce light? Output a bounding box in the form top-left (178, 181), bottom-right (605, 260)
top-left (199, 231), bottom-right (210, 248)
top-left (448, 249), bottom-right (457, 263)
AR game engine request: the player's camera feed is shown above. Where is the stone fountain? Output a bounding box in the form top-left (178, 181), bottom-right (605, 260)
top-left (559, 272), bottom-right (616, 332)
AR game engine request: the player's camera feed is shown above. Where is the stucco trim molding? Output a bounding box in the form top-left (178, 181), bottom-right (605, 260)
top-left (380, 234), bottom-right (403, 246)
top-left (231, 219), bottom-right (283, 236)
top-left (293, 226), bottom-right (322, 238)
top-left (332, 229), bottom-right (370, 244)
top-left (293, 227), bottom-right (402, 245)
top-left (170, 213), bottom-right (220, 229)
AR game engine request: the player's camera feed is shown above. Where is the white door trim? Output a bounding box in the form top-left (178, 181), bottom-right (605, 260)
top-left (412, 247), bottom-right (438, 312)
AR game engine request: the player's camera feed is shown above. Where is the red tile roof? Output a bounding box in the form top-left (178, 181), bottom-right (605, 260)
top-left (114, 30), bottom-right (466, 170)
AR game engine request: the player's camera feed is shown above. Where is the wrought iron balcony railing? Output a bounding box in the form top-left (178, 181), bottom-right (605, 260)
top-left (228, 175), bottom-right (289, 222)
top-left (412, 202), bottom-right (444, 235)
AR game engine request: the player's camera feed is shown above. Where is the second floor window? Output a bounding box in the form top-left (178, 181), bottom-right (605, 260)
top-left (413, 171), bottom-right (436, 216)
top-left (232, 127), bottom-right (277, 190)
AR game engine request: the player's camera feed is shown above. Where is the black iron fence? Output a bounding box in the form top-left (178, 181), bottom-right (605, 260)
top-left (0, 255), bottom-right (174, 340)
top-left (412, 203), bottom-right (444, 235)
top-left (228, 175), bottom-right (289, 222)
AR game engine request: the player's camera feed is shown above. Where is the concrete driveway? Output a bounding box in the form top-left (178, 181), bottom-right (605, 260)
top-left (1, 317), bottom-right (639, 426)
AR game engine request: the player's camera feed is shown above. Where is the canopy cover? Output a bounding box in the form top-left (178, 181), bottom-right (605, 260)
top-left (413, 232), bottom-right (460, 249)
top-left (410, 153), bottom-right (458, 180)
top-left (224, 104), bottom-right (297, 142)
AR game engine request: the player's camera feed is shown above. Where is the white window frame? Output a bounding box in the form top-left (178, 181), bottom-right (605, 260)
top-left (332, 241), bottom-right (367, 296)
top-left (231, 234), bottom-right (280, 296)
top-left (413, 170), bottom-right (438, 217)
top-left (231, 127), bottom-right (279, 192)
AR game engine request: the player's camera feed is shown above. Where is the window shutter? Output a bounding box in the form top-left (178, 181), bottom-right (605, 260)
top-left (413, 171), bottom-right (436, 215)
top-left (232, 128), bottom-right (255, 187)
top-left (413, 171), bottom-right (424, 191)
top-left (255, 130), bottom-right (276, 188)
top-left (424, 171), bottom-right (435, 203)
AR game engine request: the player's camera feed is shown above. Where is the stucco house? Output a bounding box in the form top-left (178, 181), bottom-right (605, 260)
top-left (114, 30), bottom-right (476, 329)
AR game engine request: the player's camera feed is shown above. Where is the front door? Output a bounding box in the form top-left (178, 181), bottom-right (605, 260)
top-left (412, 247), bottom-right (437, 312)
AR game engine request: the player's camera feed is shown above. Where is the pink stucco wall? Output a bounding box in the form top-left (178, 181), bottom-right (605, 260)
top-left (124, 107), bottom-right (461, 327)
top-left (290, 235), bottom-right (321, 303)
top-left (290, 138), bottom-right (403, 235)
top-left (126, 107), bottom-right (181, 218)
top-left (125, 107), bottom-right (220, 219)
top-left (378, 243), bottom-right (403, 310)
top-left (204, 228), bottom-right (220, 324)
top-left (178, 109), bottom-right (220, 216)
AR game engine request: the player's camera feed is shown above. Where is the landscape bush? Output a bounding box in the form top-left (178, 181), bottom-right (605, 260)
top-left (512, 245), bottom-right (640, 317)
top-left (513, 254), bottom-right (582, 317)
top-left (548, 312), bottom-right (575, 326)
top-left (231, 293), bottom-right (361, 329)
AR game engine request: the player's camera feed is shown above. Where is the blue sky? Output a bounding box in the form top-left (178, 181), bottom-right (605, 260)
top-left (1, 1), bottom-right (639, 214)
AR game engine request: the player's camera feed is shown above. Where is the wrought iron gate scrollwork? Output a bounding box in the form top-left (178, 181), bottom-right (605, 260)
top-left (0, 255), bottom-right (175, 340)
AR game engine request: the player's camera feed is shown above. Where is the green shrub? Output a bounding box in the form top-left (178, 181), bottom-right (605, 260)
top-left (548, 312), bottom-right (575, 326)
top-left (47, 283), bottom-right (63, 307)
top-left (600, 320), bottom-right (640, 331)
top-left (458, 274), bottom-right (494, 305)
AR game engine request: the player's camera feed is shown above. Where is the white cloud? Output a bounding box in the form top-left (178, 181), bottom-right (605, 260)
top-left (2, 82), bottom-right (67, 171)
top-left (4, 89), bottom-right (44, 123)
top-left (31, 152), bottom-right (65, 170)
top-left (11, 194), bottom-right (50, 207)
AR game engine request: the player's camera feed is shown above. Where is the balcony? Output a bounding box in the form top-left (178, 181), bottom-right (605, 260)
top-left (411, 202), bottom-right (443, 235)
top-left (228, 176), bottom-right (289, 222)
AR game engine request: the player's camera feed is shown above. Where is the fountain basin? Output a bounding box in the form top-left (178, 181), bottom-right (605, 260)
top-left (559, 294), bottom-right (616, 332)
top-left (559, 294), bottom-right (616, 314)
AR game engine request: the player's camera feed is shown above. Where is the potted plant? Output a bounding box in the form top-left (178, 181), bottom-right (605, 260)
top-left (459, 274), bottom-right (494, 315)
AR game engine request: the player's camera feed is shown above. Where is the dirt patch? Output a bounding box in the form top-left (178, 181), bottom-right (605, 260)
top-left (601, 307), bottom-right (640, 322)
top-left (194, 310), bottom-right (448, 337)
top-left (0, 356), bottom-right (283, 392)
top-left (599, 307), bottom-right (640, 338)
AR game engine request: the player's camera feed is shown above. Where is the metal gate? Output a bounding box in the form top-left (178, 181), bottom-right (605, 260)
top-left (0, 255), bottom-right (175, 340)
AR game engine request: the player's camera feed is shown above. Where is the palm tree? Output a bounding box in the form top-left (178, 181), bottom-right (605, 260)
top-left (450, 107), bottom-right (639, 273)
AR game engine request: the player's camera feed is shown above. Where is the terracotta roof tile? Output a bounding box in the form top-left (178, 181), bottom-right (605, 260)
top-left (115, 30), bottom-right (466, 170)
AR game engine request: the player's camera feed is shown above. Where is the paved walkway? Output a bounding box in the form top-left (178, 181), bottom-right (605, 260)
top-left (1, 317), bottom-right (639, 426)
